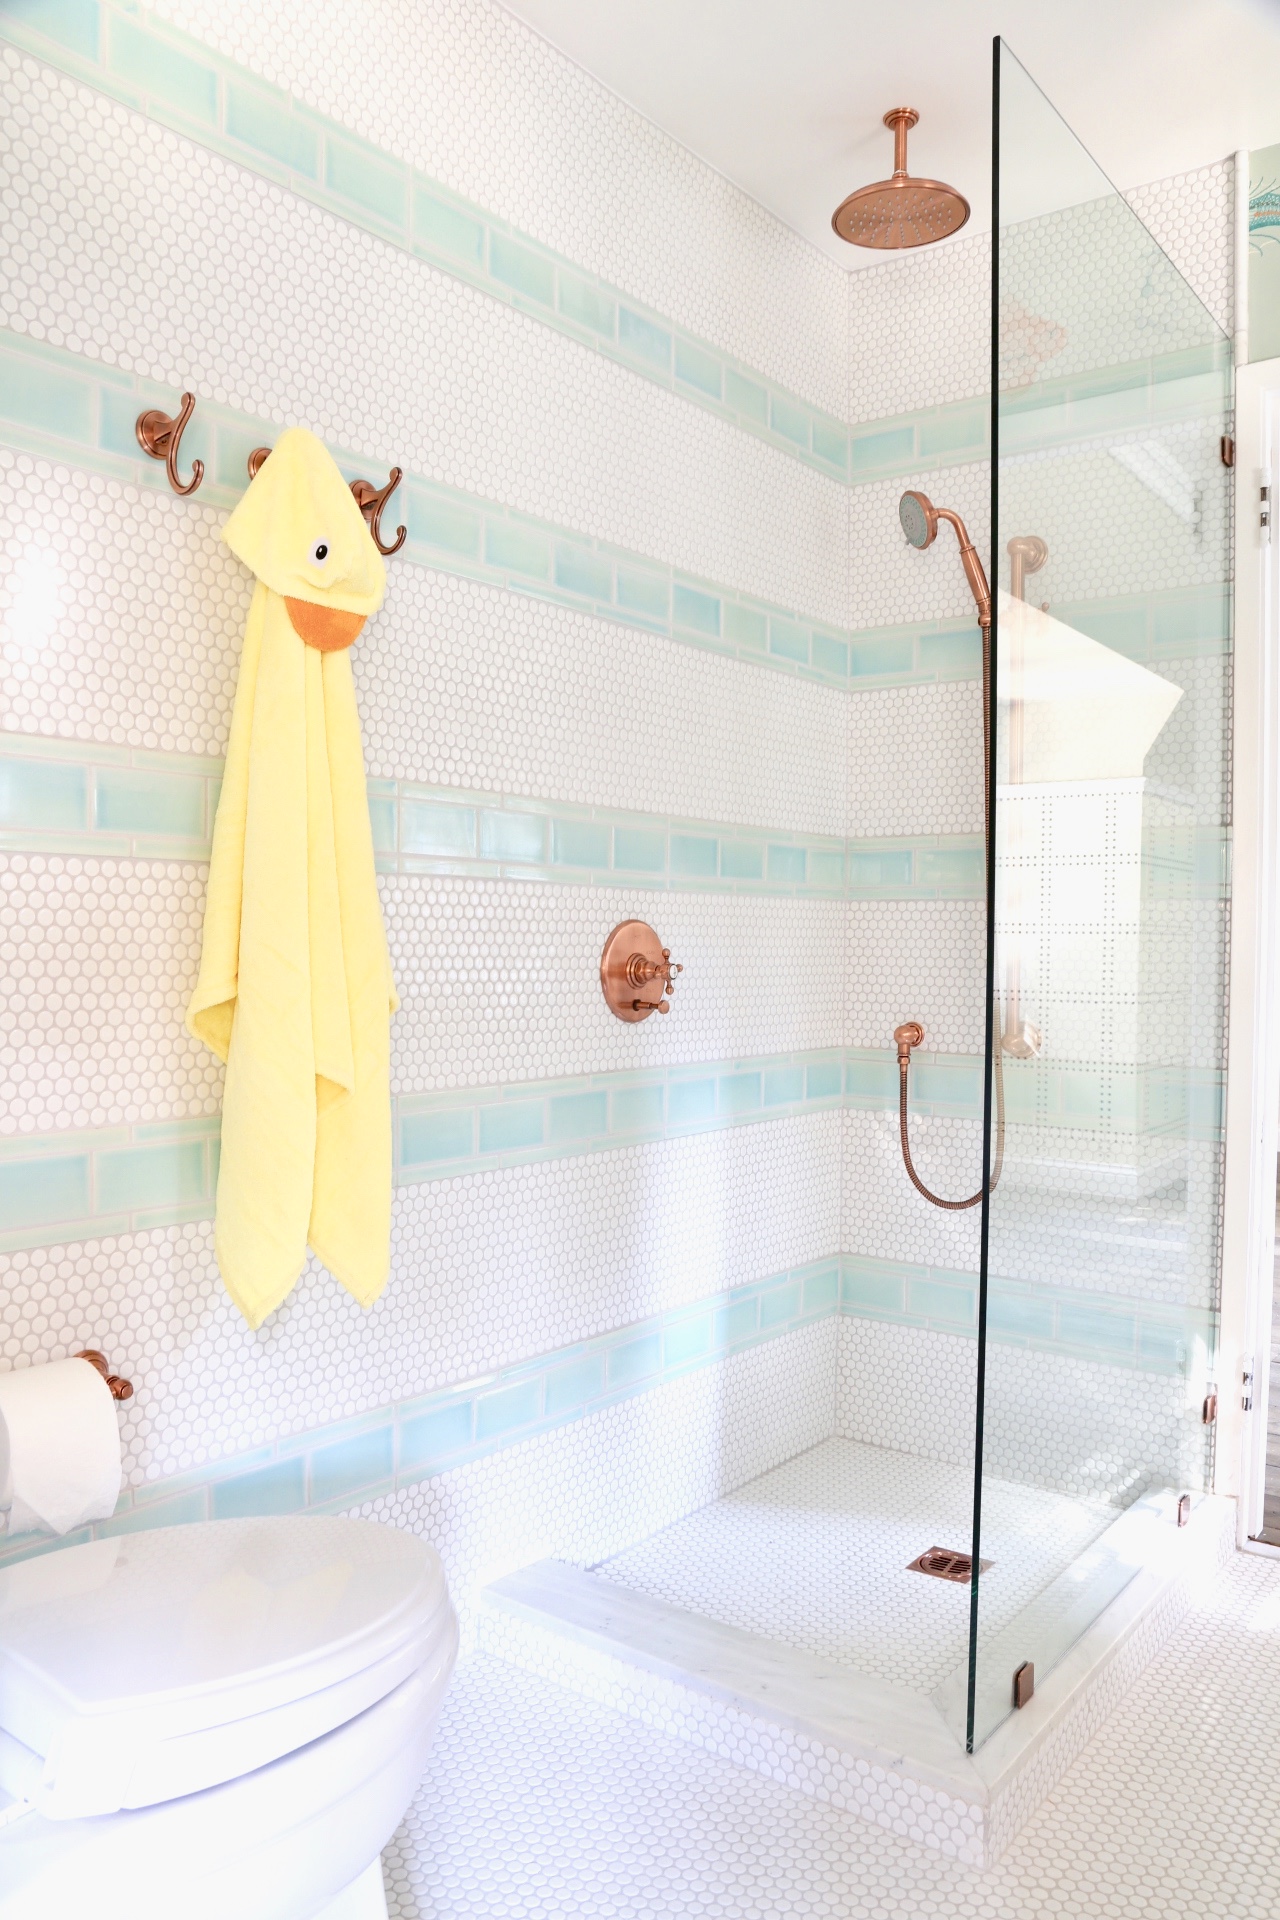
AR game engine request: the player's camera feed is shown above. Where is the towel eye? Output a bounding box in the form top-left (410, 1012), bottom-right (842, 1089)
top-left (309, 540), bottom-right (330, 566)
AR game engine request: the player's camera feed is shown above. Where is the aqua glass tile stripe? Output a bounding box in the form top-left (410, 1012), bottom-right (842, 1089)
top-left (210, 1458), bottom-right (307, 1520)
top-left (478, 809), bottom-right (545, 863)
top-left (0, 1252), bottom-right (1208, 1567)
top-left (670, 834), bottom-right (717, 877)
top-left (94, 768), bottom-right (206, 837)
top-left (720, 841), bottom-right (764, 880)
top-left (108, 15), bottom-right (217, 123)
top-left (544, 1354), bottom-right (606, 1415)
top-left (324, 135), bottom-right (407, 227)
top-left (672, 584), bottom-right (720, 636)
top-left (610, 1084), bottom-right (665, 1134)
top-left (309, 1425), bottom-right (394, 1504)
top-left (803, 1265), bottom-right (840, 1313)
top-left (475, 1378), bottom-right (542, 1439)
top-left (806, 1060), bottom-right (843, 1099)
top-left (1, 1041), bottom-right (1224, 1245)
top-left (758, 1281), bottom-right (800, 1329)
top-left (478, 1102), bottom-right (544, 1155)
top-left (401, 1109), bottom-right (473, 1166)
top-left (552, 818), bottom-right (610, 868)
top-left (401, 801), bottom-right (476, 857)
top-left (489, 233), bottom-right (555, 307)
top-left (0, 1155), bottom-right (91, 1231)
top-left (613, 826), bottom-right (666, 873)
top-left (724, 368), bottom-right (768, 423)
top-left (608, 1332), bottom-right (662, 1389)
top-left (98, 1489), bottom-right (209, 1536)
top-left (0, 0), bottom-right (99, 59)
top-left (0, 757), bottom-right (87, 831)
top-left (0, 5), bottom-right (1228, 508)
top-left (225, 81), bottom-right (319, 176)
top-left (415, 190), bottom-right (485, 264)
top-left (663, 1313), bottom-right (713, 1367)
top-left (549, 1091), bottom-right (608, 1143)
top-left (674, 338), bottom-right (722, 399)
top-left (763, 1066), bottom-right (805, 1106)
top-left (0, 328), bottom-right (1127, 700)
top-left (96, 1140), bottom-right (207, 1213)
top-left (617, 308), bottom-right (671, 372)
top-left (558, 274), bottom-right (615, 335)
top-left (398, 1401), bottom-right (473, 1472)
top-left (0, 347), bottom-right (95, 440)
top-left (717, 1296), bottom-right (760, 1345)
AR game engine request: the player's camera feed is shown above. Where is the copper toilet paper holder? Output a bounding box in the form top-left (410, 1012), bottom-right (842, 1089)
top-left (600, 921), bottom-right (683, 1022)
top-left (76, 1350), bottom-right (134, 1401)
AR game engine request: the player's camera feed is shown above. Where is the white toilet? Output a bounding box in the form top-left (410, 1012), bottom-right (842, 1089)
top-left (0, 1514), bottom-right (458, 1920)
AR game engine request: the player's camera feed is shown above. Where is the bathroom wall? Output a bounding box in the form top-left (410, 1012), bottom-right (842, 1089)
top-left (0, 0), bottom-right (851, 1621)
top-left (0, 0), bottom-right (1241, 1619)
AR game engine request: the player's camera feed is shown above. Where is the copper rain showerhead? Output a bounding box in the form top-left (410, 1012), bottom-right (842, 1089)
top-left (832, 108), bottom-right (970, 250)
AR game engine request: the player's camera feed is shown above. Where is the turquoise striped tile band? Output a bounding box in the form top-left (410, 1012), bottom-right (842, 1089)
top-left (0, 1045), bottom-right (1227, 1251)
top-left (0, 733), bottom-right (1000, 899)
top-left (0, 734), bottom-right (1229, 903)
top-left (0, 327), bottom-right (1233, 695)
top-left (0, 1250), bottom-right (1216, 1572)
top-left (0, 0), bottom-right (1231, 499)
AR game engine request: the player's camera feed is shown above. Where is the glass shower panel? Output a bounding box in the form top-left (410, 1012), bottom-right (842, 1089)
top-left (967, 41), bottom-right (1232, 1750)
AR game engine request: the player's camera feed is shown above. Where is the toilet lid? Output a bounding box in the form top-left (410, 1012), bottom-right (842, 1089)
top-left (0, 1515), bottom-right (455, 1820)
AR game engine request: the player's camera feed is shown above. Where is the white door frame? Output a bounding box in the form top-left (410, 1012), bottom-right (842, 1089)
top-left (1220, 357), bottom-right (1280, 1543)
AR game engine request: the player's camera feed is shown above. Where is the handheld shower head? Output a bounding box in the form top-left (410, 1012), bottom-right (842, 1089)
top-left (899, 490), bottom-right (937, 550)
top-left (898, 491), bottom-right (990, 630)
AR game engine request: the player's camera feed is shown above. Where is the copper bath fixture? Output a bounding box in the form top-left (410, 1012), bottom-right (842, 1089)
top-left (136, 392), bottom-right (204, 496)
top-left (893, 492), bottom-right (1004, 1210)
top-left (76, 1349), bottom-right (134, 1401)
top-left (832, 109), bottom-right (970, 250)
top-left (907, 1546), bottom-right (992, 1583)
top-left (600, 921), bottom-right (683, 1022)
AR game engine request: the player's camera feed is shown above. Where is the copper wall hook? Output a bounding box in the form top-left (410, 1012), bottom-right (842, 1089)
top-left (350, 468), bottom-right (407, 555)
top-left (601, 921), bottom-right (683, 1022)
top-left (135, 392), bottom-right (204, 496)
top-left (245, 448), bottom-right (407, 555)
top-left (75, 1349), bottom-right (134, 1402)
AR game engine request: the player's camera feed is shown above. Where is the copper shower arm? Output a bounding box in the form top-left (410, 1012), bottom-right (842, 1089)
top-left (933, 507), bottom-right (992, 631)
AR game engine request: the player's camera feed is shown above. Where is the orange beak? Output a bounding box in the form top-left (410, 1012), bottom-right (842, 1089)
top-left (284, 597), bottom-right (367, 652)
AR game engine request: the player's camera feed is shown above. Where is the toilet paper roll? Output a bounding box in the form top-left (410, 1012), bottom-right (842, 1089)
top-left (0, 1358), bottom-right (123, 1536)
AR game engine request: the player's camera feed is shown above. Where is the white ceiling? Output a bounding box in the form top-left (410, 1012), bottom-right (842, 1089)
top-left (500, 0), bottom-right (1280, 268)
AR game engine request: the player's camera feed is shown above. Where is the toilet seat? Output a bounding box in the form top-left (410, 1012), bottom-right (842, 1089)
top-left (0, 1515), bottom-right (454, 1820)
top-left (0, 1652), bottom-right (449, 1920)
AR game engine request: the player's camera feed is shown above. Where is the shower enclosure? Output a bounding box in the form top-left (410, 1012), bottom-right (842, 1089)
top-left (483, 37), bottom-right (1232, 1839)
top-left (966, 39), bottom-right (1231, 1751)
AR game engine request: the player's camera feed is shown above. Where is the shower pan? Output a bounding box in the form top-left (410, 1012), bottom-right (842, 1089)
top-left (477, 41), bottom-right (1233, 1862)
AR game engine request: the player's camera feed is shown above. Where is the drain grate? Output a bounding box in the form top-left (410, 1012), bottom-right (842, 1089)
top-left (906, 1546), bottom-right (993, 1583)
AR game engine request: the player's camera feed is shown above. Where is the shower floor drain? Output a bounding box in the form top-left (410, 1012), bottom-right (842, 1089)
top-left (907, 1547), bottom-right (993, 1583)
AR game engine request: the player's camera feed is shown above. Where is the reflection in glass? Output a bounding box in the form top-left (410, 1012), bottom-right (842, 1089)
top-left (965, 41), bottom-right (1231, 1750)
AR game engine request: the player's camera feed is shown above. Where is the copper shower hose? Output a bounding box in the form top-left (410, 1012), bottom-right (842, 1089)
top-left (894, 563), bottom-right (1005, 1211)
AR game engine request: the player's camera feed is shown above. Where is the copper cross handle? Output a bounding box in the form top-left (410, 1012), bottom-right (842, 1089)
top-left (626, 950), bottom-right (683, 993)
top-left (76, 1349), bottom-right (134, 1401)
top-left (135, 393), bottom-right (204, 496)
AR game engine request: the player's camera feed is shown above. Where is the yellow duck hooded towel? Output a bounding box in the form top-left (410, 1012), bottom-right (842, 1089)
top-left (186, 427), bottom-right (398, 1329)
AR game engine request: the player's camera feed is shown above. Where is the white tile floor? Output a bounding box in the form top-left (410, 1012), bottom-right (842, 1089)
top-left (385, 1548), bottom-right (1280, 1917)
top-left (589, 1437), bottom-right (1116, 1695)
